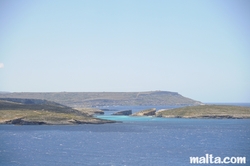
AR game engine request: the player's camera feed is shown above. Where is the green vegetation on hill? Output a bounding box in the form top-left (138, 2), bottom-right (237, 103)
top-left (156, 105), bottom-right (250, 119)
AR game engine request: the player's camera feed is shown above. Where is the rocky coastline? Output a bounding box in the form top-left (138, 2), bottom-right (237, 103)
top-left (2, 116), bottom-right (114, 125)
top-left (126, 105), bottom-right (250, 119)
top-left (0, 98), bottom-right (115, 125)
top-left (131, 108), bottom-right (156, 116)
top-left (112, 110), bottom-right (132, 115)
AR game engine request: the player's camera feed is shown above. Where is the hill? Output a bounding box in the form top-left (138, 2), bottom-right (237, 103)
top-left (155, 105), bottom-right (250, 119)
top-left (0, 91), bottom-right (202, 107)
top-left (0, 98), bottom-right (114, 125)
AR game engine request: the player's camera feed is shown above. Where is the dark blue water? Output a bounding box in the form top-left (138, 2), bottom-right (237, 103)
top-left (1, 104), bottom-right (250, 166)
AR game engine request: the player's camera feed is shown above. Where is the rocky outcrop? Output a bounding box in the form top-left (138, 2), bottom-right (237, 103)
top-left (0, 98), bottom-right (115, 125)
top-left (131, 108), bottom-right (156, 116)
top-left (112, 110), bottom-right (132, 115)
top-left (3, 117), bottom-right (115, 125)
top-left (5, 118), bottom-right (47, 125)
top-left (155, 109), bottom-right (168, 117)
top-left (74, 108), bottom-right (104, 116)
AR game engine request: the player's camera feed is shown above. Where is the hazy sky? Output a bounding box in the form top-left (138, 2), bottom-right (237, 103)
top-left (0, 0), bottom-right (249, 102)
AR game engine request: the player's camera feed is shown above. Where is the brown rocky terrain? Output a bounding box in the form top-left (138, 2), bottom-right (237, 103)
top-left (0, 98), bottom-right (115, 125)
top-left (112, 110), bottom-right (132, 115)
top-left (155, 105), bottom-right (250, 119)
top-left (128, 105), bottom-right (250, 119)
top-left (131, 108), bottom-right (156, 116)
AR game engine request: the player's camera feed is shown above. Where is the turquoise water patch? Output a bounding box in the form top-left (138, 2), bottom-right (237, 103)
top-left (96, 115), bottom-right (167, 122)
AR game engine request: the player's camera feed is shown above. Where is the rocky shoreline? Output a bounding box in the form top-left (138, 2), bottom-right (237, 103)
top-left (131, 108), bottom-right (156, 116)
top-left (2, 117), bottom-right (114, 125)
top-left (130, 105), bottom-right (250, 119)
top-left (0, 98), bottom-right (116, 125)
top-left (112, 110), bottom-right (132, 116)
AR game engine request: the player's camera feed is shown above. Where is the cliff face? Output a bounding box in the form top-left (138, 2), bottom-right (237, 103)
top-left (131, 108), bottom-right (156, 116)
top-left (0, 91), bottom-right (202, 107)
top-left (112, 110), bottom-right (132, 115)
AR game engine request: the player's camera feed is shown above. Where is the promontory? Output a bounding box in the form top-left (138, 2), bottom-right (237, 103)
top-left (0, 98), bottom-right (115, 125)
top-left (155, 105), bottom-right (250, 119)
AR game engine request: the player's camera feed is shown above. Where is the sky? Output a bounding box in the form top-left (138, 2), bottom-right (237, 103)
top-left (0, 0), bottom-right (249, 103)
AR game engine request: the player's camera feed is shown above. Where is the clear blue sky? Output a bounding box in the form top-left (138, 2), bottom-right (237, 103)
top-left (0, 0), bottom-right (249, 103)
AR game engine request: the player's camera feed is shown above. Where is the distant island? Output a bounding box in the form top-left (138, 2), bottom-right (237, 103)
top-left (0, 98), bottom-right (114, 125)
top-left (0, 91), bottom-right (202, 107)
top-left (155, 105), bottom-right (250, 119)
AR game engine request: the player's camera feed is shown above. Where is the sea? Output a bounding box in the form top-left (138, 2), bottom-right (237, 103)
top-left (0, 103), bottom-right (250, 166)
